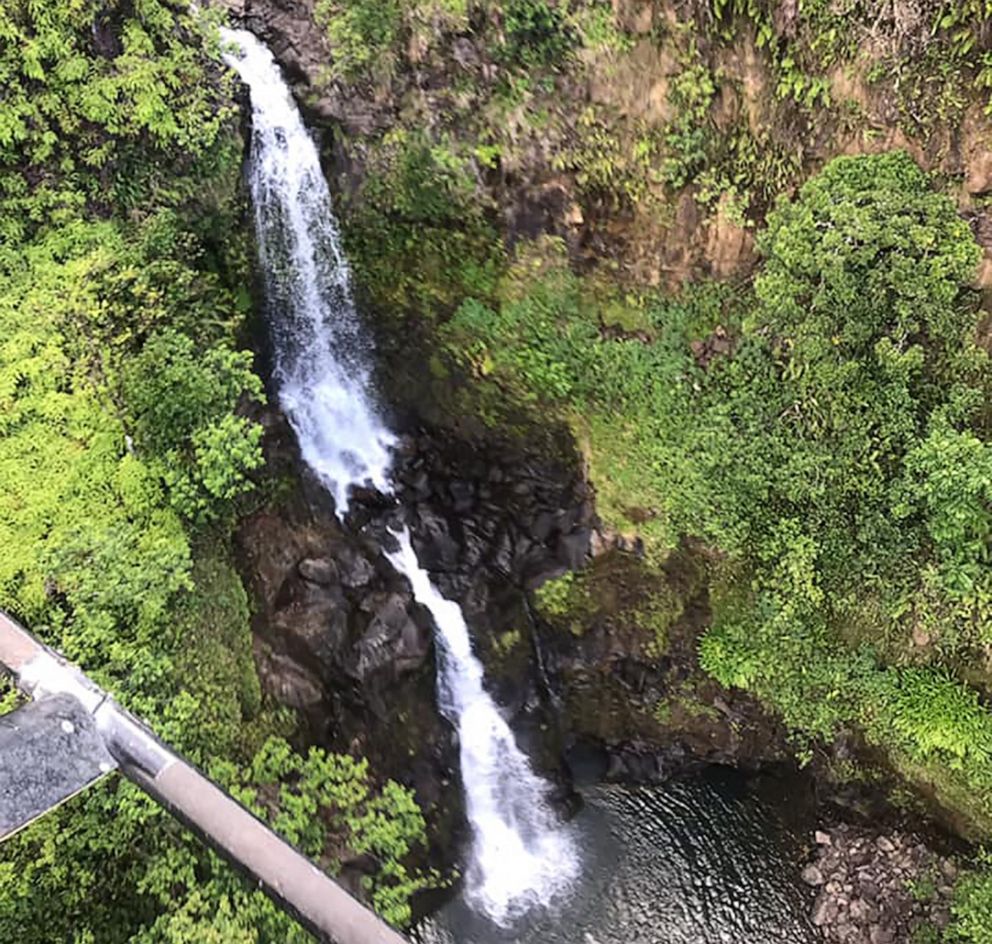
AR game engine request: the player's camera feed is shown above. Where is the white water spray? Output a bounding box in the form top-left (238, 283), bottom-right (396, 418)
top-left (222, 29), bottom-right (578, 925)
top-left (222, 29), bottom-right (394, 510)
top-left (387, 530), bottom-right (579, 922)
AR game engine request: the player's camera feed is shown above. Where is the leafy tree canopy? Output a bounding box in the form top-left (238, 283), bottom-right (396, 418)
top-left (444, 151), bottom-right (992, 853)
top-left (0, 0), bottom-right (234, 240)
top-left (0, 3), bottom-right (437, 940)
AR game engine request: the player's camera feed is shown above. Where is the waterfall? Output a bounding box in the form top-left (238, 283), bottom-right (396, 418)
top-left (221, 29), bottom-right (578, 926)
top-left (221, 28), bottom-right (394, 511)
top-left (386, 530), bottom-right (579, 922)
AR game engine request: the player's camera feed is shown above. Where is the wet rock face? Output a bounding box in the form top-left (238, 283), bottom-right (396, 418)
top-left (222, 0), bottom-right (393, 136)
top-left (234, 409), bottom-right (457, 867)
top-left (804, 826), bottom-right (956, 943)
top-left (237, 491), bottom-right (440, 731)
top-left (382, 427), bottom-right (595, 737)
top-left (534, 546), bottom-right (797, 785)
top-left (236, 407), bottom-right (594, 857)
top-left (390, 430), bottom-right (594, 591)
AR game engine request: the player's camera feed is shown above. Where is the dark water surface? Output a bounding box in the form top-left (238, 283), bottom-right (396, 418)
top-left (416, 770), bottom-right (820, 944)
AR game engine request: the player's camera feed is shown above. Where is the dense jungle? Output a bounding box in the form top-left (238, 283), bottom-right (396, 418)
top-left (5, 1), bottom-right (992, 942)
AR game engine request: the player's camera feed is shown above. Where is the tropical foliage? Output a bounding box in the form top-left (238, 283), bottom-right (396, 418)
top-left (949, 851), bottom-right (992, 943)
top-left (0, 2), bottom-right (434, 940)
top-left (303, 0), bottom-right (992, 937)
top-left (442, 152), bottom-right (992, 937)
top-left (7, 0), bottom-right (992, 937)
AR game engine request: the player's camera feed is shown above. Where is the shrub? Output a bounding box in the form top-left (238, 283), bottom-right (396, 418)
top-left (314, 0), bottom-right (403, 82)
top-left (497, 0), bottom-right (577, 71)
top-left (948, 851), bottom-right (992, 944)
top-left (124, 330), bottom-right (264, 523)
top-left (660, 59), bottom-right (716, 189)
top-left (343, 129), bottom-right (502, 317)
top-left (0, 1), bottom-right (234, 240)
top-left (446, 153), bottom-right (992, 831)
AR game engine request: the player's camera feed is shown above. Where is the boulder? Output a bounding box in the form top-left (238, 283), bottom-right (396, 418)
top-left (254, 643), bottom-right (324, 709)
top-left (351, 592), bottom-right (432, 681)
top-left (298, 557), bottom-right (337, 585)
top-left (236, 405), bottom-right (595, 879)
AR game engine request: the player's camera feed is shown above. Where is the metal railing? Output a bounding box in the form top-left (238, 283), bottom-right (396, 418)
top-left (0, 610), bottom-right (408, 944)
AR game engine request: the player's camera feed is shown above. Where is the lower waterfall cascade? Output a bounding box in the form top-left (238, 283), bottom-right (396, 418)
top-left (220, 27), bottom-right (579, 925)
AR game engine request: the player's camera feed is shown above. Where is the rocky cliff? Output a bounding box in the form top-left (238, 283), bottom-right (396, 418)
top-left (218, 0), bottom-right (992, 925)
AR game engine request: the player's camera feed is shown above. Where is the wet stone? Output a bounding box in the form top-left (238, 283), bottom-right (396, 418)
top-left (337, 548), bottom-right (376, 588)
top-left (805, 825), bottom-right (956, 944)
top-left (298, 557), bottom-right (337, 585)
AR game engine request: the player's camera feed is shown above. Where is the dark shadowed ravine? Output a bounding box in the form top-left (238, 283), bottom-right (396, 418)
top-left (224, 26), bottom-right (827, 942)
top-left (416, 770), bottom-right (819, 944)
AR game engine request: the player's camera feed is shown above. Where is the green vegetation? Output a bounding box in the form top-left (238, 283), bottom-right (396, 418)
top-left (949, 852), bottom-right (992, 943)
top-left (659, 45), bottom-right (716, 190)
top-left (315, 0), bottom-right (403, 82)
top-left (0, 0), bottom-right (234, 240)
top-left (533, 550), bottom-right (689, 653)
top-left (343, 127), bottom-right (503, 318)
top-left (314, 0), bottom-right (471, 87)
top-left (534, 571), bottom-right (582, 618)
top-left (0, 2), bottom-right (436, 939)
top-left (553, 105), bottom-right (657, 208)
top-left (443, 150), bottom-right (992, 935)
top-left (534, 570), bottom-right (595, 636)
top-left (305, 2), bottom-right (992, 934)
top-left (8, 0), bottom-right (992, 938)
top-left (498, 0), bottom-right (577, 71)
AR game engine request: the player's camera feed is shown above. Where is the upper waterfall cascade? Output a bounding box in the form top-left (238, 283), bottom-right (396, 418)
top-left (221, 28), bottom-right (579, 925)
top-left (222, 27), bottom-right (394, 511)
